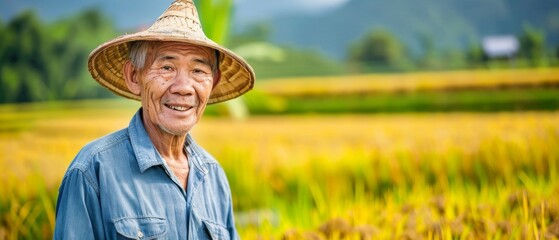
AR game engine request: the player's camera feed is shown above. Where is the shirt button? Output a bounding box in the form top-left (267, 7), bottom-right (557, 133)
top-left (137, 230), bottom-right (144, 238)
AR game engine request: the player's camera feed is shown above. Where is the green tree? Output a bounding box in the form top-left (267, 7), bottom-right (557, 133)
top-left (0, 11), bottom-right (50, 102)
top-left (47, 8), bottom-right (118, 100)
top-left (348, 28), bottom-right (407, 72)
top-left (517, 25), bottom-right (546, 66)
top-left (465, 38), bottom-right (484, 69)
top-left (0, 9), bottom-right (117, 103)
top-left (417, 33), bottom-right (441, 70)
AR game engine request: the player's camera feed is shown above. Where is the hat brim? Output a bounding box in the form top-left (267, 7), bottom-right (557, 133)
top-left (88, 31), bottom-right (255, 104)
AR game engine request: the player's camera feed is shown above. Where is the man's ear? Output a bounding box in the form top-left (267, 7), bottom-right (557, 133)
top-left (123, 61), bottom-right (141, 96)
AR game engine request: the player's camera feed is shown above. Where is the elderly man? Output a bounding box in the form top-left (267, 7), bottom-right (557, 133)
top-left (54, 0), bottom-right (254, 239)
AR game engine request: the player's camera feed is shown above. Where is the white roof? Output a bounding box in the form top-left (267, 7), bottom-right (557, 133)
top-left (482, 35), bottom-right (519, 58)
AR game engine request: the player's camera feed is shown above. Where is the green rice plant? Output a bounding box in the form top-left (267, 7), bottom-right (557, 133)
top-left (0, 173), bottom-right (55, 239)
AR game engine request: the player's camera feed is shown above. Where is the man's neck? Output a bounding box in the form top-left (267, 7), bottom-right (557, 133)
top-left (141, 114), bottom-right (189, 163)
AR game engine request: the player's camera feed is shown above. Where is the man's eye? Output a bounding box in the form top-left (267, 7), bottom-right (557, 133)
top-left (193, 69), bottom-right (207, 74)
top-left (162, 66), bottom-right (173, 71)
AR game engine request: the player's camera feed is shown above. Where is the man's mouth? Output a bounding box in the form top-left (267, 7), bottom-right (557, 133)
top-left (165, 104), bottom-right (192, 112)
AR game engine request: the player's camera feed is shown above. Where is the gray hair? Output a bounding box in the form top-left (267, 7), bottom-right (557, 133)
top-left (127, 41), bottom-right (220, 76)
top-left (128, 41), bottom-right (152, 70)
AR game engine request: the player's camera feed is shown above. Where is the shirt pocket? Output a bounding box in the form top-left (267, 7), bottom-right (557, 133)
top-left (203, 220), bottom-right (231, 240)
top-left (114, 217), bottom-right (167, 239)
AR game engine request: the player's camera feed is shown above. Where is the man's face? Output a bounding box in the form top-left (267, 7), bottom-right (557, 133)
top-left (136, 42), bottom-right (216, 136)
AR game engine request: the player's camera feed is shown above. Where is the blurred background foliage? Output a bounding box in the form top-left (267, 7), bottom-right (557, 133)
top-left (0, 1), bottom-right (558, 105)
top-left (0, 9), bottom-right (117, 103)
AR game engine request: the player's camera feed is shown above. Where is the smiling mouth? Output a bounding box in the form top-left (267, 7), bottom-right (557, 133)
top-left (165, 104), bottom-right (193, 112)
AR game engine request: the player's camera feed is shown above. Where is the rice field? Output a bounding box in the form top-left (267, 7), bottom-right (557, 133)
top-left (258, 68), bottom-right (559, 96)
top-left (1, 99), bottom-right (558, 239)
top-left (231, 68), bottom-right (559, 115)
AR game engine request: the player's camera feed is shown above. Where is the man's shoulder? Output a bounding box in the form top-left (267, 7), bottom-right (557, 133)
top-left (86, 128), bottom-right (130, 153)
top-left (190, 143), bottom-right (229, 180)
top-left (188, 138), bottom-right (219, 165)
top-left (68, 128), bottom-right (131, 171)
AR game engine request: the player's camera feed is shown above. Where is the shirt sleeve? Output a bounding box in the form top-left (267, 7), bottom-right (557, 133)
top-left (54, 169), bottom-right (105, 240)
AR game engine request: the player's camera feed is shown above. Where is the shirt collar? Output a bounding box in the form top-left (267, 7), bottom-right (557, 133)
top-left (127, 108), bottom-right (210, 174)
top-left (128, 109), bottom-right (165, 172)
top-left (185, 134), bottom-right (209, 174)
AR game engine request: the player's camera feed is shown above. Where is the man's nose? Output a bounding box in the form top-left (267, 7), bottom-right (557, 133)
top-left (169, 70), bottom-right (195, 95)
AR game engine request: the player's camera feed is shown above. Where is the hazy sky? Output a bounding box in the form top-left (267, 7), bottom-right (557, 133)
top-left (234, 0), bottom-right (350, 16)
top-left (1, 0), bottom-right (350, 29)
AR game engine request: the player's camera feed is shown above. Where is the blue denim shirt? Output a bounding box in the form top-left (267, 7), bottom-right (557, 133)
top-left (54, 109), bottom-right (239, 239)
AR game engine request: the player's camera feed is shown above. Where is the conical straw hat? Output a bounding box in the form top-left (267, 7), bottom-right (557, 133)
top-left (88, 0), bottom-right (255, 104)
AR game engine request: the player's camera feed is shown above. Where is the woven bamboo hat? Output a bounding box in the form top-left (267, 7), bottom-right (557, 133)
top-left (88, 0), bottom-right (255, 104)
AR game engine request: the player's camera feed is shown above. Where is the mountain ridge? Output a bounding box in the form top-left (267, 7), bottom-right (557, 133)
top-left (2, 0), bottom-right (558, 60)
top-left (264, 0), bottom-right (559, 59)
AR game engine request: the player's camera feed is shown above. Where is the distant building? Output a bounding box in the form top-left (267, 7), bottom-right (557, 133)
top-left (481, 35), bottom-right (519, 59)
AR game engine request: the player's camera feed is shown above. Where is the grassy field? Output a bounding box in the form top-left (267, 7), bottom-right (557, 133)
top-left (1, 101), bottom-right (558, 239)
top-left (198, 111), bottom-right (559, 239)
top-left (230, 68), bottom-right (559, 114)
top-left (1, 68), bottom-right (559, 239)
top-left (257, 68), bottom-right (559, 96)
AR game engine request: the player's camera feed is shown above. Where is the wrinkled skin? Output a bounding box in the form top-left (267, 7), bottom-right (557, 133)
top-left (123, 41), bottom-right (216, 188)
